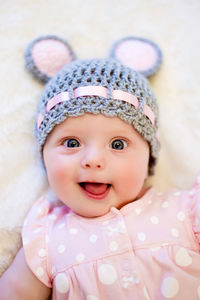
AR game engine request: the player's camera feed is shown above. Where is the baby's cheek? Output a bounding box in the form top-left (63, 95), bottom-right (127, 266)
top-left (121, 165), bottom-right (147, 190)
top-left (46, 161), bottom-right (67, 188)
top-left (121, 172), bottom-right (140, 190)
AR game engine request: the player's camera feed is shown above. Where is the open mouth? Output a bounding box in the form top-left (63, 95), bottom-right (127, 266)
top-left (79, 182), bottom-right (111, 199)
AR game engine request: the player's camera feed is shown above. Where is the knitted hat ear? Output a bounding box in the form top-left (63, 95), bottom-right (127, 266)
top-left (110, 36), bottom-right (162, 77)
top-left (25, 35), bottom-right (75, 83)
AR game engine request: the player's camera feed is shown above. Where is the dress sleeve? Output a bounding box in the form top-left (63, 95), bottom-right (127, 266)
top-left (189, 175), bottom-right (200, 246)
top-left (22, 196), bottom-right (52, 287)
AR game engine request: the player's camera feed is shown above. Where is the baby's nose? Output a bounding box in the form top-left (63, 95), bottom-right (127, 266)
top-left (83, 162), bottom-right (102, 169)
top-left (81, 148), bottom-right (106, 169)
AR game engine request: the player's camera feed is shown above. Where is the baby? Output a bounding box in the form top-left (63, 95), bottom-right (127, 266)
top-left (0, 36), bottom-right (199, 300)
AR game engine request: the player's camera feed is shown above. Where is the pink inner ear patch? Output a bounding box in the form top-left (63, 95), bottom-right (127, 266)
top-left (114, 39), bottom-right (158, 72)
top-left (31, 39), bottom-right (73, 77)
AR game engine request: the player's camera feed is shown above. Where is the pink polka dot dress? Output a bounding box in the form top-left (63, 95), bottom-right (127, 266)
top-left (22, 176), bottom-right (200, 299)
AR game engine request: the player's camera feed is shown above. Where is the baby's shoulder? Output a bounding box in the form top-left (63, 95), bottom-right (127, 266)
top-left (151, 173), bottom-right (200, 210)
top-left (23, 193), bottom-right (71, 232)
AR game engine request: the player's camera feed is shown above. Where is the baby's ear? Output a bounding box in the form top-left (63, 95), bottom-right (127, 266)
top-left (110, 36), bottom-right (162, 77)
top-left (25, 35), bottom-right (75, 83)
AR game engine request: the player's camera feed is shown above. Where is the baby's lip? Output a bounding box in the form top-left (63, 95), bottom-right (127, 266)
top-left (78, 182), bottom-right (111, 198)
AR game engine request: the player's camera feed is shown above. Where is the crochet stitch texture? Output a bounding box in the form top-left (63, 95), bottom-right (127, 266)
top-left (36, 58), bottom-right (159, 174)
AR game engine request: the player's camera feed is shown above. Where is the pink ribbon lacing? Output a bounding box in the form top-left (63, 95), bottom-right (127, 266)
top-left (37, 85), bottom-right (156, 131)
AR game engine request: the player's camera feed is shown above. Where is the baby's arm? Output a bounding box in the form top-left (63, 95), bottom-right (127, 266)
top-left (0, 248), bottom-right (51, 300)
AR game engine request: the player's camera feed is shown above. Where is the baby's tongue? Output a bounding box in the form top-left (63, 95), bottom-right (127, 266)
top-left (84, 183), bottom-right (108, 195)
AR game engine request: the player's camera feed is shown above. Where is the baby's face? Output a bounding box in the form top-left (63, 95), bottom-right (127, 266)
top-left (43, 113), bottom-right (149, 218)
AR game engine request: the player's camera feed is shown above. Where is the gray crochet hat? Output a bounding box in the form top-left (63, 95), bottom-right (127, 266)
top-left (25, 35), bottom-right (162, 175)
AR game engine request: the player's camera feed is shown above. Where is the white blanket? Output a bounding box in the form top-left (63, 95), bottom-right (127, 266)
top-left (0, 0), bottom-right (200, 275)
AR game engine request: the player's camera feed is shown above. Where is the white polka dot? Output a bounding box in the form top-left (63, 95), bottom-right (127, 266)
top-left (55, 273), bottom-right (70, 294)
top-left (161, 242), bottom-right (169, 247)
top-left (197, 285), bottom-right (200, 298)
top-left (118, 221), bottom-right (125, 227)
top-left (98, 264), bottom-right (117, 285)
top-left (102, 221), bottom-right (109, 225)
top-left (148, 199), bottom-right (152, 204)
top-left (157, 192), bottom-right (163, 196)
top-left (89, 234), bottom-right (98, 243)
top-left (76, 253), bottom-right (85, 262)
top-left (23, 238), bottom-right (29, 245)
top-left (37, 206), bottom-right (44, 216)
top-left (174, 191), bottom-right (181, 196)
top-left (161, 277), bottom-right (179, 298)
top-left (33, 228), bottom-right (42, 234)
top-left (86, 295), bottom-right (99, 300)
top-left (150, 216), bottom-right (159, 225)
top-left (49, 214), bottom-right (57, 220)
top-left (57, 244), bottom-right (66, 253)
top-left (38, 248), bottom-right (46, 258)
top-left (132, 271), bottom-right (140, 284)
top-left (51, 266), bottom-right (56, 275)
top-left (144, 286), bottom-right (151, 300)
top-left (189, 189), bottom-right (195, 196)
top-left (135, 208), bottom-right (141, 215)
top-left (138, 232), bottom-right (146, 241)
top-left (177, 211), bottom-right (185, 221)
top-left (58, 223), bottom-right (65, 229)
top-left (45, 235), bottom-right (49, 243)
top-left (175, 248), bottom-right (192, 267)
top-left (109, 241), bottom-right (119, 251)
top-left (118, 221), bottom-right (126, 230)
top-left (36, 266), bottom-right (44, 277)
top-left (69, 228), bottom-right (78, 235)
top-left (150, 246), bottom-right (161, 252)
top-left (162, 201), bottom-right (169, 208)
top-left (171, 228), bottom-right (179, 238)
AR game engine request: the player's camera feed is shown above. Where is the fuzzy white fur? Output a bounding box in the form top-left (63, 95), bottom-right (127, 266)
top-left (0, 0), bottom-right (200, 275)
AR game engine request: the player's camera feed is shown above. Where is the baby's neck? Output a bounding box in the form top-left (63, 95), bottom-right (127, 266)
top-left (136, 186), bottom-right (151, 200)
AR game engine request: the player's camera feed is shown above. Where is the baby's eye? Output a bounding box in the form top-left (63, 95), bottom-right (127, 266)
top-left (63, 138), bottom-right (80, 148)
top-left (111, 139), bottom-right (127, 150)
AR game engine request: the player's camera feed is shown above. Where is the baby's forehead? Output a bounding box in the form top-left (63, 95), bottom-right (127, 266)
top-left (48, 113), bottom-right (143, 141)
top-left (53, 113), bottom-right (130, 128)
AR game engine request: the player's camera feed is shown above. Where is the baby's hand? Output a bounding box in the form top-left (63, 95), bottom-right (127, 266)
top-left (0, 248), bottom-right (50, 300)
